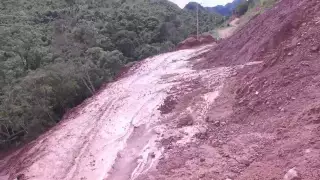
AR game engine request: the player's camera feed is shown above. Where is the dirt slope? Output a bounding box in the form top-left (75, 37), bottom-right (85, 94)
top-left (135, 0), bottom-right (320, 179)
top-left (195, 0), bottom-right (320, 179)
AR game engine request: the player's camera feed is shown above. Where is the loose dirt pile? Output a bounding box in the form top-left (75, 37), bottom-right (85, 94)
top-left (184, 0), bottom-right (320, 179)
top-left (136, 0), bottom-right (320, 179)
top-left (176, 34), bottom-right (217, 50)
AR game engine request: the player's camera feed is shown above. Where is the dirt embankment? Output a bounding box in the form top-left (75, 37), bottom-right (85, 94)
top-left (137, 0), bottom-right (320, 179)
top-left (196, 0), bottom-right (320, 179)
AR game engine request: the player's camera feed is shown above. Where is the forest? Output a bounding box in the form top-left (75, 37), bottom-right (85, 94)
top-left (0, 0), bottom-right (224, 148)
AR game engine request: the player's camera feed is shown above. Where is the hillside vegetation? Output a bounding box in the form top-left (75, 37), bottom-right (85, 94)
top-left (234, 0), bottom-right (278, 16)
top-left (0, 0), bottom-right (224, 148)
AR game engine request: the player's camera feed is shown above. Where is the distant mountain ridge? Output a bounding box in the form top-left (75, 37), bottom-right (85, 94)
top-left (184, 0), bottom-right (246, 16)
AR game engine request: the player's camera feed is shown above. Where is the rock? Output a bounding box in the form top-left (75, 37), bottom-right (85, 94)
top-left (195, 132), bottom-right (208, 140)
top-left (214, 121), bottom-right (220, 126)
top-left (250, 122), bottom-right (255, 126)
top-left (283, 168), bottom-right (301, 180)
top-left (150, 152), bottom-right (156, 158)
top-left (311, 45), bottom-right (319, 52)
top-left (205, 116), bottom-right (212, 122)
top-left (288, 52), bottom-right (293, 56)
top-left (221, 121), bottom-right (227, 126)
top-left (177, 114), bottom-right (193, 128)
top-left (300, 61), bottom-right (310, 66)
top-left (199, 173), bottom-right (205, 178)
top-left (16, 174), bottom-right (26, 180)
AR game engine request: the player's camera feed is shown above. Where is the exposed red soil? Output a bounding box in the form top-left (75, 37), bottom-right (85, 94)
top-left (212, 0), bottom-right (320, 178)
top-left (137, 0), bottom-right (320, 179)
top-left (226, 0), bottom-right (320, 177)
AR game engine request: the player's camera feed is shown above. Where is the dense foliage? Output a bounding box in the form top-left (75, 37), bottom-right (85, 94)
top-left (234, 0), bottom-right (277, 16)
top-left (0, 0), bottom-right (223, 148)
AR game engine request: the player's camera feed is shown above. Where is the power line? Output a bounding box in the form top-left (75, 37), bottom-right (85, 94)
top-left (196, 2), bottom-right (199, 40)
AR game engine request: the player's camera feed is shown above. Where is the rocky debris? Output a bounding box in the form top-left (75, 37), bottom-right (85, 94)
top-left (214, 120), bottom-right (221, 126)
top-left (205, 117), bottom-right (227, 126)
top-left (310, 45), bottom-right (319, 52)
top-left (194, 131), bottom-right (209, 140)
top-left (158, 95), bottom-right (177, 114)
top-left (15, 174), bottom-right (26, 180)
top-left (150, 152), bottom-right (156, 158)
top-left (177, 114), bottom-right (194, 128)
top-left (205, 116), bottom-right (211, 122)
top-left (176, 34), bottom-right (216, 50)
top-left (283, 168), bottom-right (301, 180)
top-left (160, 136), bottom-right (181, 147)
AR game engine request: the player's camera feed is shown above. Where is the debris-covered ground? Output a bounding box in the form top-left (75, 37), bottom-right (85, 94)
top-left (1, 0), bottom-right (320, 179)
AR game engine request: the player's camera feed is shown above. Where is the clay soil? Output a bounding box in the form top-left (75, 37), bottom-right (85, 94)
top-left (138, 0), bottom-right (320, 179)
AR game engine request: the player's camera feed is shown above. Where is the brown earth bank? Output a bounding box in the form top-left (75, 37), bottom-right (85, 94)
top-left (137, 0), bottom-right (320, 179)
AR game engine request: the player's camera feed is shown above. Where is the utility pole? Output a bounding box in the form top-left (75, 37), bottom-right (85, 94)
top-left (196, 2), bottom-right (199, 40)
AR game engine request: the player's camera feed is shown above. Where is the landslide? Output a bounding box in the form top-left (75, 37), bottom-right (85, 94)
top-left (197, 0), bottom-right (320, 179)
top-left (0, 0), bottom-right (224, 149)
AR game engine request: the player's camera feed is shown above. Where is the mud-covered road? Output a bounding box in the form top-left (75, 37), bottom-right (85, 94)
top-left (0, 42), bottom-right (263, 180)
top-left (0, 44), bottom-right (233, 180)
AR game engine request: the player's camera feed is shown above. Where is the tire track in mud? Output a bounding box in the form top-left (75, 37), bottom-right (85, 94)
top-left (105, 47), bottom-right (218, 180)
top-left (65, 98), bottom-right (118, 180)
top-left (0, 45), bottom-right (214, 180)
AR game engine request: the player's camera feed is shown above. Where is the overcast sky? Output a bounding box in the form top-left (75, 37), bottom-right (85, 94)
top-left (169, 0), bottom-right (234, 8)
